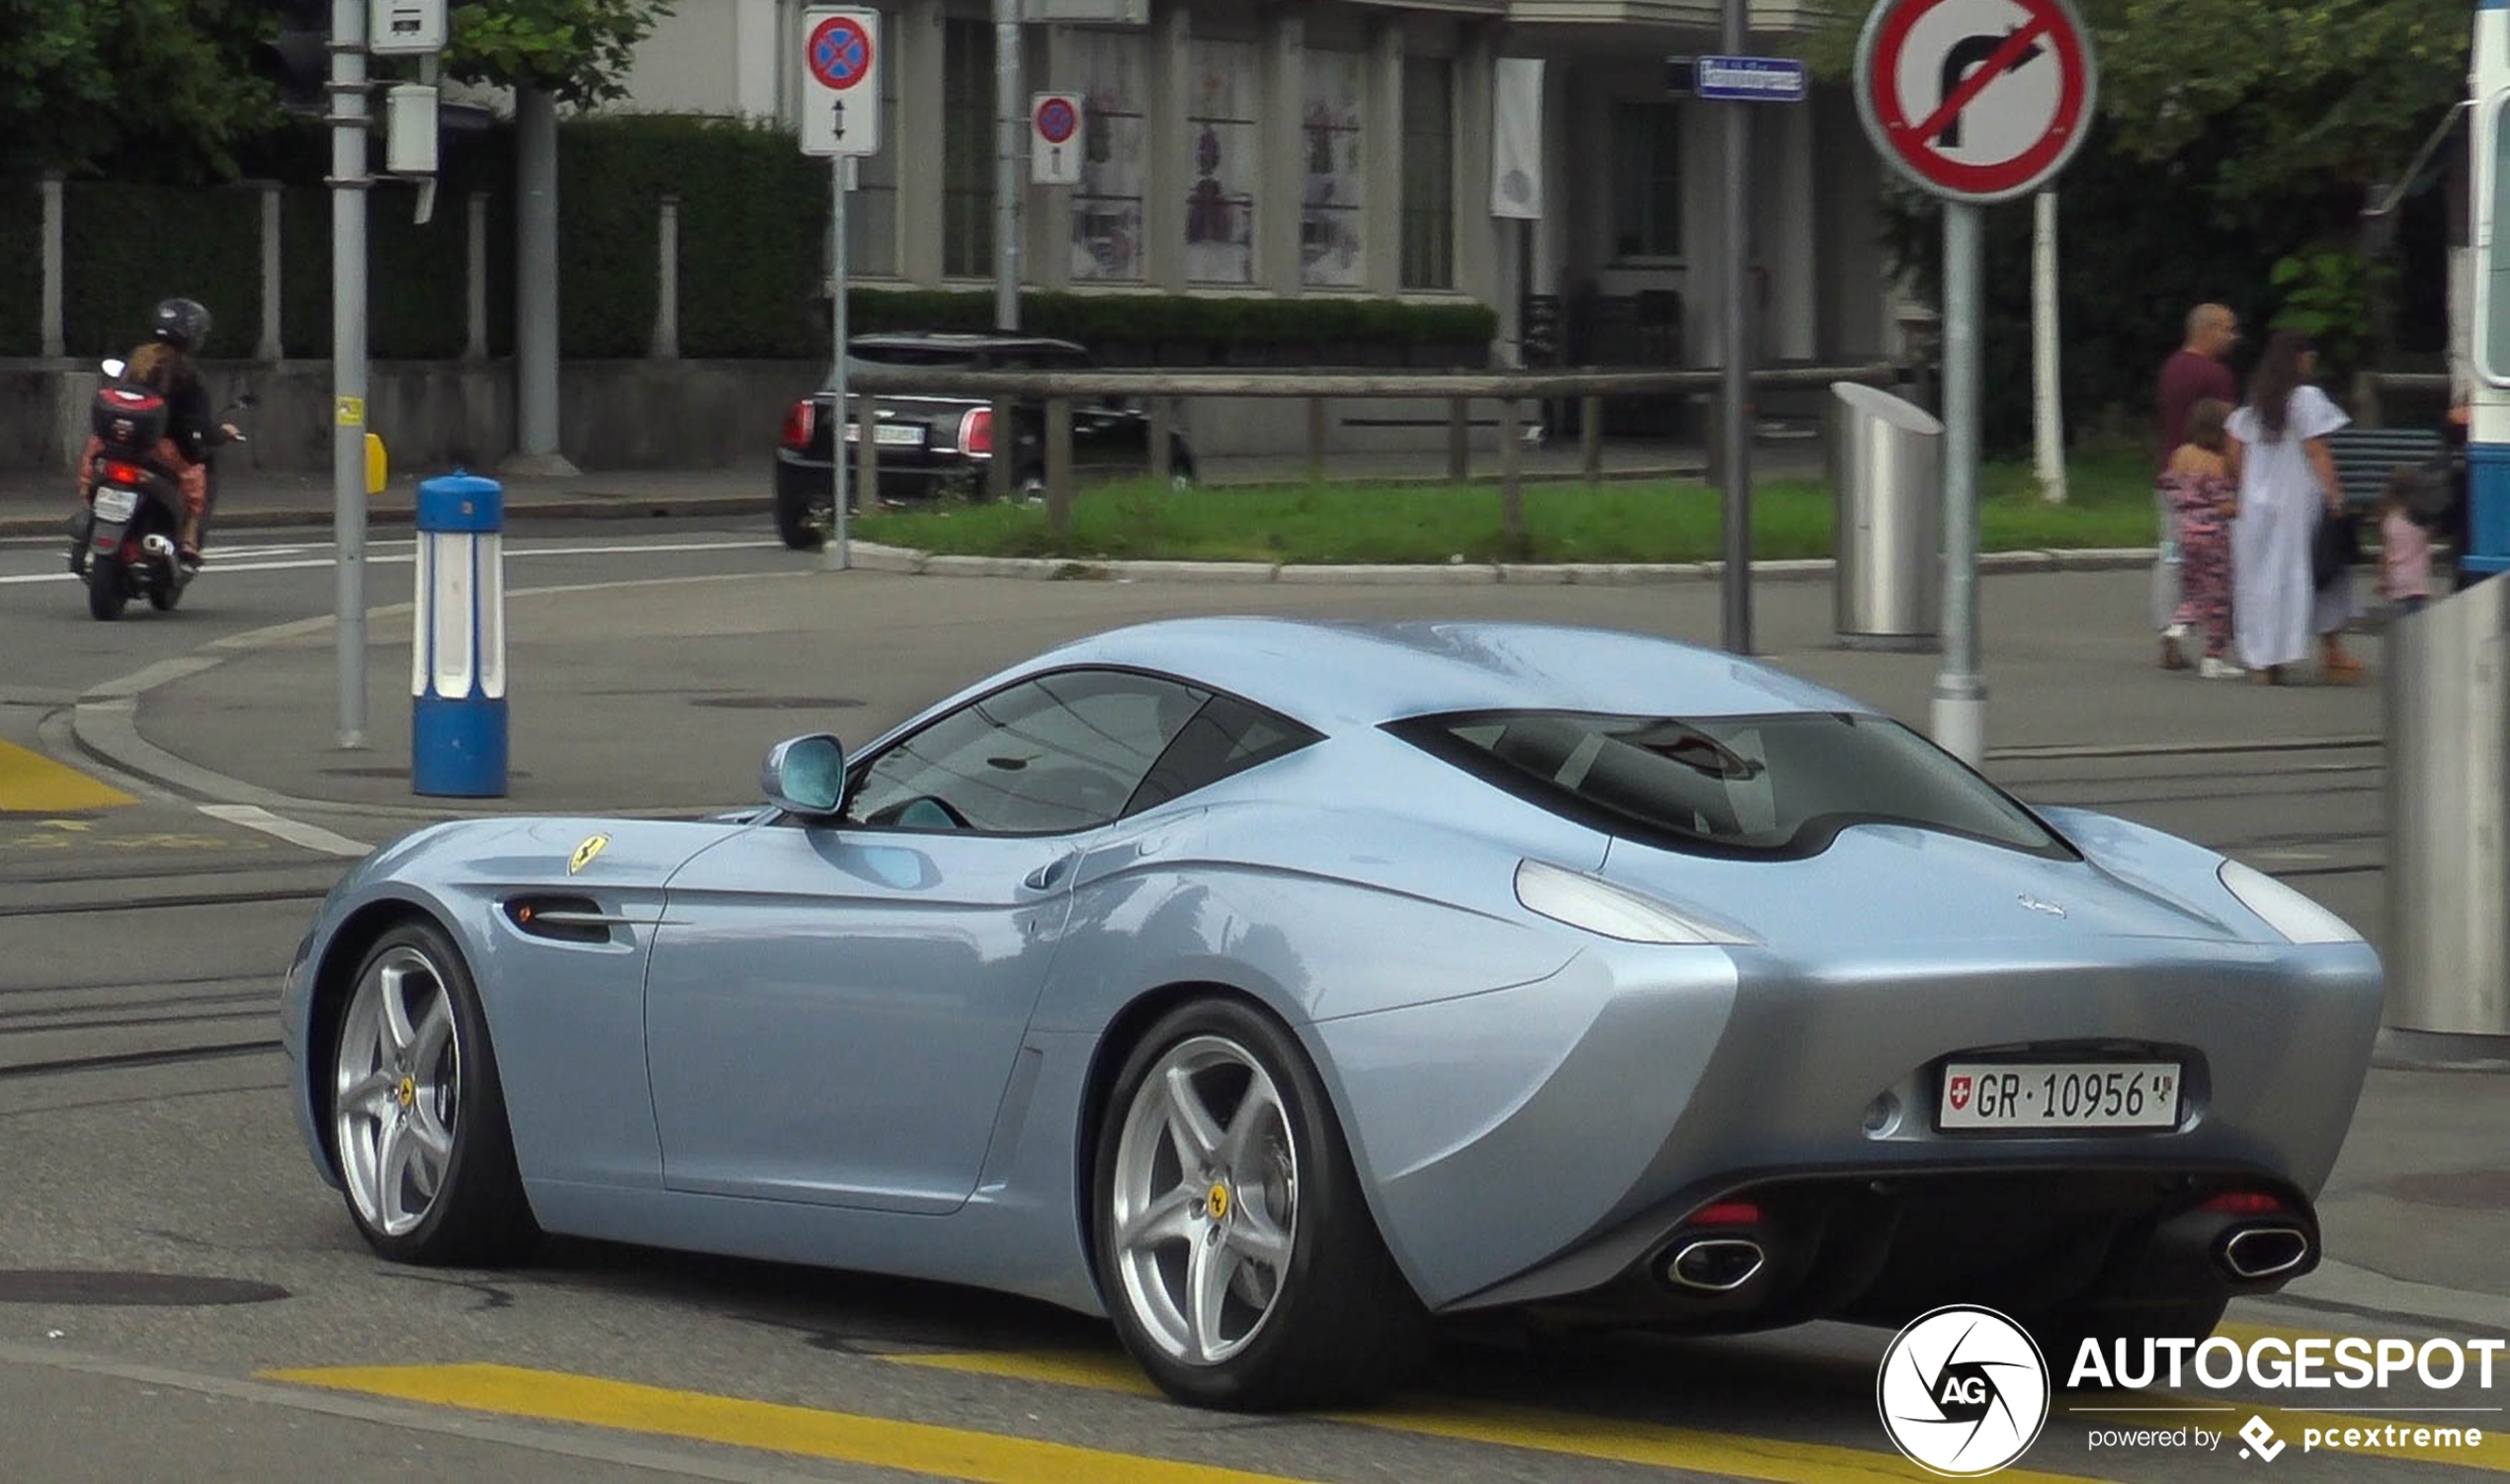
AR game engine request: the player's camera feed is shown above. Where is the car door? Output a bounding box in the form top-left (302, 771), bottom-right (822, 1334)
top-left (643, 668), bottom-right (1212, 1214)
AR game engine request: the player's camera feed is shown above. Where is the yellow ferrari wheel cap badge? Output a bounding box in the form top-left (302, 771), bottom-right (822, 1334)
top-left (396, 1075), bottom-right (417, 1109)
top-left (1205, 1184), bottom-right (1230, 1221)
top-left (568, 833), bottom-right (611, 875)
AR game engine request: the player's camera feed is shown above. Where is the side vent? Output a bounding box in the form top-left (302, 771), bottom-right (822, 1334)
top-left (504, 895), bottom-right (621, 945)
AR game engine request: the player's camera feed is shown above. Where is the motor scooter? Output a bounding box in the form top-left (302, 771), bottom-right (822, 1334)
top-left (67, 358), bottom-right (250, 621)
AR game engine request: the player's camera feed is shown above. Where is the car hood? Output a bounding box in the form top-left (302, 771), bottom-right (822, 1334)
top-left (1597, 822), bottom-right (2244, 949)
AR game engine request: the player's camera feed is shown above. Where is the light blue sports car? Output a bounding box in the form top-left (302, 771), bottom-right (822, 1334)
top-left (281, 618), bottom-right (2384, 1408)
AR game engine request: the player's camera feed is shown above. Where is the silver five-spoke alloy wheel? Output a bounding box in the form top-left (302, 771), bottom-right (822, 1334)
top-left (334, 944), bottom-right (460, 1237)
top-left (1109, 1033), bottom-right (1299, 1365)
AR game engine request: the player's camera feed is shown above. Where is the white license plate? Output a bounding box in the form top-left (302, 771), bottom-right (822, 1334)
top-left (842, 423), bottom-right (926, 448)
top-left (1938, 1061), bottom-right (2182, 1130)
top-left (91, 488), bottom-right (137, 522)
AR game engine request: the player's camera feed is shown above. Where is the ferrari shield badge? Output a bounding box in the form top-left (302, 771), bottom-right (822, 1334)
top-left (568, 833), bottom-right (611, 875)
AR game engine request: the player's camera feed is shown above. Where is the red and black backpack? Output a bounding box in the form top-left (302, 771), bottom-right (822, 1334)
top-left (91, 382), bottom-right (171, 452)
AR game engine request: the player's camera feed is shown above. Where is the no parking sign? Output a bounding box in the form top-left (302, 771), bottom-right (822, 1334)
top-left (800, 7), bottom-right (880, 157)
top-left (1032, 93), bottom-right (1084, 186)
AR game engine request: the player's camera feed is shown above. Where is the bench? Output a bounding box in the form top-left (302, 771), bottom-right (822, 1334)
top-left (2325, 426), bottom-right (2445, 509)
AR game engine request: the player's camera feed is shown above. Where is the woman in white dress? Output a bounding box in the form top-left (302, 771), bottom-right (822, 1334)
top-left (2225, 332), bottom-right (2365, 685)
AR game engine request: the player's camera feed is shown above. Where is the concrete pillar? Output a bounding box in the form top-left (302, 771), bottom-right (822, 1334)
top-left (508, 86), bottom-right (578, 476)
top-left (1259, 11), bottom-right (1304, 294)
top-left (1145, 0), bottom-right (1189, 290)
top-left (733, 0), bottom-right (780, 120)
top-left (1363, 21), bottom-right (1404, 297)
top-left (465, 190), bottom-right (491, 364)
top-left (1031, 27), bottom-right (1070, 291)
top-left (1769, 81), bottom-right (1817, 362)
top-left (652, 195), bottom-right (681, 358)
top-left (41, 173), bottom-right (65, 360)
top-left (257, 182), bottom-right (284, 362)
top-left (899, 0), bottom-right (948, 288)
top-left (1454, 26), bottom-right (1498, 322)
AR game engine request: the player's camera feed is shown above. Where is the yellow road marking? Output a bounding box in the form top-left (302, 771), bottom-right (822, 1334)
top-left (263, 1362), bottom-right (1318, 1484)
top-left (890, 1348), bottom-right (2122, 1484)
top-left (0, 740), bottom-right (132, 814)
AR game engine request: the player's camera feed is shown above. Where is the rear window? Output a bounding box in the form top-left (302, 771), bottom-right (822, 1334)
top-left (1386, 709), bottom-right (2072, 861)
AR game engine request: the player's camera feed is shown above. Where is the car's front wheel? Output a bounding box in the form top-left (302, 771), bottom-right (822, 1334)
top-left (330, 920), bottom-right (538, 1266)
top-left (1091, 998), bottom-right (1425, 1410)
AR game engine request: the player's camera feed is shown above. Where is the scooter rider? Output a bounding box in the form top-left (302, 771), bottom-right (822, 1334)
top-left (120, 297), bottom-right (238, 566)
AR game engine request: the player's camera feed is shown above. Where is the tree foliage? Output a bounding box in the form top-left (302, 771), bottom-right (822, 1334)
top-left (0, 0), bottom-right (274, 179)
top-left (447, 0), bottom-right (671, 109)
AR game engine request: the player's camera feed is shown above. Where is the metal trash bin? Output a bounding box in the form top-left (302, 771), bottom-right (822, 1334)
top-left (2385, 577), bottom-right (2510, 1050)
top-left (1827, 381), bottom-right (1942, 650)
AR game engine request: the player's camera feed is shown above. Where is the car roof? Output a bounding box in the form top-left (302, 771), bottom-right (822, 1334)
top-left (1030, 618), bottom-right (1876, 731)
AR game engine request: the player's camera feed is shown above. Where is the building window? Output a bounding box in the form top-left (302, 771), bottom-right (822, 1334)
top-left (845, 48), bottom-right (901, 277)
top-left (1612, 101), bottom-right (1682, 260)
top-left (1400, 56), bottom-right (1453, 291)
top-left (1069, 31), bottom-right (1148, 283)
top-left (1184, 38), bottom-right (1257, 285)
top-left (943, 20), bottom-right (995, 280)
top-left (1301, 49), bottom-right (1366, 288)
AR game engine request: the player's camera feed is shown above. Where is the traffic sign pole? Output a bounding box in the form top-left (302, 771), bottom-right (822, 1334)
top-left (1853, 0), bottom-right (2096, 765)
top-left (333, 0), bottom-right (371, 750)
top-left (827, 157), bottom-right (850, 573)
top-left (1717, 0), bottom-right (1752, 656)
top-left (1935, 201), bottom-right (1984, 763)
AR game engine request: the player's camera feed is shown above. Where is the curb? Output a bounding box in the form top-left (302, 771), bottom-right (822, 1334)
top-left (0, 492), bottom-right (771, 539)
top-left (836, 541), bottom-right (2164, 584)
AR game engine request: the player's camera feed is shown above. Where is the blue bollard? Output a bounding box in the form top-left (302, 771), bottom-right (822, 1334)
top-left (411, 471), bottom-right (508, 797)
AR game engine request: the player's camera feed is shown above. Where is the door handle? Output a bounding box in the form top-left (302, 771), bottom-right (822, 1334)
top-left (1024, 854), bottom-right (1077, 892)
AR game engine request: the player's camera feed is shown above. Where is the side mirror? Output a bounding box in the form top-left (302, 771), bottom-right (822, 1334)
top-left (100, 359), bottom-right (126, 379)
top-left (761, 733), bottom-right (847, 817)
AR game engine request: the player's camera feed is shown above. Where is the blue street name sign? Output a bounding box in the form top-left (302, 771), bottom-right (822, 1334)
top-left (1695, 54), bottom-right (1807, 102)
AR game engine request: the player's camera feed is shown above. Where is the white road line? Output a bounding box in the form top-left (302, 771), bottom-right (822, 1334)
top-left (196, 804), bottom-right (373, 858)
top-left (0, 537), bottom-right (777, 586)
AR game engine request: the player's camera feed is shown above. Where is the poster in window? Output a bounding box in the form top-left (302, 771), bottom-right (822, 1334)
top-left (1301, 50), bottom-right (1365, 287)
top-left (1185, 40), bottom-right (1256, 285)
top-left (1069, 33), bottom-right (1147, 282)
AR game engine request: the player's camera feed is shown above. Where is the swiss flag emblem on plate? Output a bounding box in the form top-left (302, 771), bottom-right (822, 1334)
top-left (1948, 1075), bottom-right (1973, 1112)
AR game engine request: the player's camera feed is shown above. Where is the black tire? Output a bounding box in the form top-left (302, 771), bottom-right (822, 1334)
top-left (775, 486), bottom-right (826, 551)
top-left (146, 573), bottom-right (181, 612)
top-left (2028, 1296), bottom-right (2228, 1389)
top-left (86, 565), bottom-right (126, 621)
top-left (1091, 997), bottom-right (1427, 1410)
top-left (328, 919), bottom-right (539, 1267)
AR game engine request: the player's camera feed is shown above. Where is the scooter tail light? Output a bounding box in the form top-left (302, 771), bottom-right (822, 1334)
top-left (102, 460), bottom-right (148, 486)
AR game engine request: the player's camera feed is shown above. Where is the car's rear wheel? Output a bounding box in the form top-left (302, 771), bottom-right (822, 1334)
top-left (775, 487), bottom-right (825, 550)
top-left (1092, 998), bottom-right (1425, 1410)
top-left (330, 921), bottom-right (538, 1266)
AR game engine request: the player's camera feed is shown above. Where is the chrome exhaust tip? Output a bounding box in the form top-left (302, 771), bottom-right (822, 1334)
top-left (141, 534), bottom-right (176, 558)
top-left (2221, 1225), bottom-right (2311, 1280)
top-left (1665, 1237), bottom-right (1766, 1292)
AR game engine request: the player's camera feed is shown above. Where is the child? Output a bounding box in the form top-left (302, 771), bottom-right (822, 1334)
top-left (2160, 397), bottom-right (2242, 678)
top-left (2378, 465), bottom-right (2433, 618)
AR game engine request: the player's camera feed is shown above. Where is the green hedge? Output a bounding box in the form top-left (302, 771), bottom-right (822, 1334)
top-left (15, 118), bottom-right (1492, 366)
top-left (0, 180), bottom-right (37, 356)
top-left (62, 184), bottom-right (262, 360)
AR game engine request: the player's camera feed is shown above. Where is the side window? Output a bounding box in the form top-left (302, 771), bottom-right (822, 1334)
top-left (846, 671), bottom-right (1209, 834)
top-left (1127, 693), bottom-right (1318, 812)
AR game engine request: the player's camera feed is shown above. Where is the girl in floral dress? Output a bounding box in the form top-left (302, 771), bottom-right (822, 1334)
top-left (2161, 397), bottom-right (2242, 678)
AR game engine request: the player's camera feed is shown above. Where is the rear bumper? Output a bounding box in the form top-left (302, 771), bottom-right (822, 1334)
top-left (774, 448), bottom-right (971, 508)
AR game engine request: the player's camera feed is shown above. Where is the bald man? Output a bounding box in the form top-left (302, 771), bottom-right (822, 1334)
top-left (2153, 303), bottom-right (2242, 667)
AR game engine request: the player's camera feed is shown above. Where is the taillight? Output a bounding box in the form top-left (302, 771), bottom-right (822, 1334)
top-left (103, 460), bottom-right (148, 485)
top-left (780, 399), bottom-right (817, 451)
top-left (1687, 1200), bottom-right (1762, 1227)
top-left (957, 406), bottom-right (992, 455)
top-left (2203, 1191), bottom-right (2286, 1216)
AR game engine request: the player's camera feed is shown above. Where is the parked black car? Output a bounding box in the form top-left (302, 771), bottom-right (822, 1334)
top-left (772, 333), bottom-right (1197, 550)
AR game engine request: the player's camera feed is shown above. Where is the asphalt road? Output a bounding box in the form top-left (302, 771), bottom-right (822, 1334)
top-left (2, 514), bottom-right (2505, 1484)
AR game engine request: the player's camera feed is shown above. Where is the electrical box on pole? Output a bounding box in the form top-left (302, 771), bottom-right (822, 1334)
top-left (370, 0), bottom-right (448, 55)
top-left (384, 85), bottom-right (441, 176)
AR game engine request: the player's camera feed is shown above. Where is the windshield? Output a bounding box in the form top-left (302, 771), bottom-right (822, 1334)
top-left (1387, 709), bottom-right (2072, 861)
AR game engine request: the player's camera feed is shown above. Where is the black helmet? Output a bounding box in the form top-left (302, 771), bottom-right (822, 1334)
top-left (150, 297), bottom-right (211, 353)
